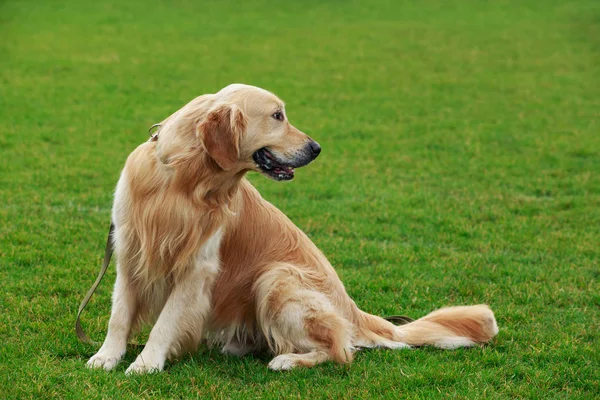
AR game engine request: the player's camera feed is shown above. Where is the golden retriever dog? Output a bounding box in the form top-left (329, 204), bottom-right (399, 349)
top-left (87, 84), bottom-right (498, 373)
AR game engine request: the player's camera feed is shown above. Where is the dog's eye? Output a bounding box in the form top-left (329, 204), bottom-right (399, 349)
top-left (272, 111), bottom-right (284, 121)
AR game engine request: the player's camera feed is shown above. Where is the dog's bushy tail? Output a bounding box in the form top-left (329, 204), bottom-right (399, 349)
top-left (356, 305), bottom-right (498, 349)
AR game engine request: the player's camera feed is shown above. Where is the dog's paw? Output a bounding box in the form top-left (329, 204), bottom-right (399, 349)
top-left (434, 337), bottom-right (476, 349)
top-left (268, 354), bottom-right (298, 371)
top-left (385, 341), bottom-right (412, 350)
top-left (87, 351), bottom-right (123, 371)
top-left (125, 355), bottom-right (164, 375)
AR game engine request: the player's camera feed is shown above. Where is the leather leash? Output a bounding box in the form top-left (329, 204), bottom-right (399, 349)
top-left (75, 125), bottom-right (160, 346)
top-left (75, 223), bottom-right (115, 345)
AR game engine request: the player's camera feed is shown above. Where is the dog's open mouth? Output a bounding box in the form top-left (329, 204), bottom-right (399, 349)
top-left (253, 148), bottom-right (295, 181)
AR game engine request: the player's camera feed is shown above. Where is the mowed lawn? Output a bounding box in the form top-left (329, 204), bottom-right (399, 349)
top-left (1, 0), bottom-right (599, 398)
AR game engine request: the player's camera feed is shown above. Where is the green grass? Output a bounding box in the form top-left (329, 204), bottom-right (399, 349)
top-left (1, 0), bottom-right (599, 398)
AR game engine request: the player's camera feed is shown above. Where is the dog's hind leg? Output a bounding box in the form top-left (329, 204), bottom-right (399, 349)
top-left (254, 264), bottom-right (354, 370)
top-left (87, 267), bottom-right (138, 371)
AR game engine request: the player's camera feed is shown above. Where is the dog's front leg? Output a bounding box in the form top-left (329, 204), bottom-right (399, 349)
top-left (125, 257), bottom-right (219, 374)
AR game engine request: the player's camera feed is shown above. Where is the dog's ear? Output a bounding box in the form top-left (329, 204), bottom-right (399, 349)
top-left (198, 103), bottom-right (247, 171)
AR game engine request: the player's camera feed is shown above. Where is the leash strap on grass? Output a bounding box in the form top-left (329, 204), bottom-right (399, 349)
top-left (383, 315), bottom-right (415, 325)
top-left (75, 223), bottom-right (115, 346)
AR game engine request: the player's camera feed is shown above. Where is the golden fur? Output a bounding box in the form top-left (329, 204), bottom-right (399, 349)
top-left (88, 84), bottom-right (498, 373)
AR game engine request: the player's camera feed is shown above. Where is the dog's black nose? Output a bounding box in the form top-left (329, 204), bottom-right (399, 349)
top-left (309, 140), bottom-right (321, 157)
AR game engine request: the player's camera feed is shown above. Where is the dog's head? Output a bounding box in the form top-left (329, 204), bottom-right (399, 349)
top-left (197, 84), bottom-right (321, 181)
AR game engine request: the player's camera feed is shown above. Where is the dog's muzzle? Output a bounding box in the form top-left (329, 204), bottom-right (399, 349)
top-left (253, 140), bottom-right (321, 181)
